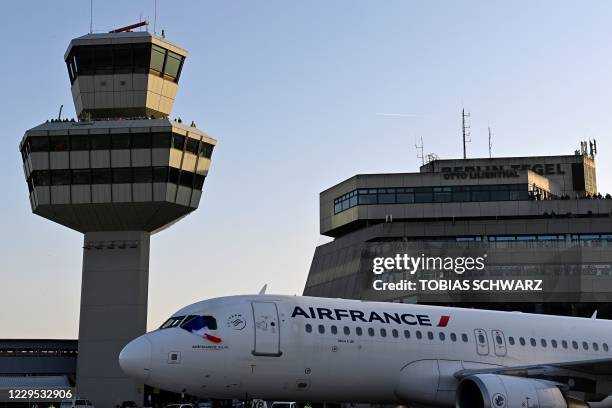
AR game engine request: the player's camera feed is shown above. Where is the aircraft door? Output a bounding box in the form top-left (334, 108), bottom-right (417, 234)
top-left (251, 301), bottom-right (282, 356)
top-left (491, 329), bottom-right (507, 356)
top-left (474, 329), bottom-right (489, 356)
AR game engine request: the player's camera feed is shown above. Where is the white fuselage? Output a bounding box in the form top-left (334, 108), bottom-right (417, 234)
top-left (118, 295), bottom-right (612, 406)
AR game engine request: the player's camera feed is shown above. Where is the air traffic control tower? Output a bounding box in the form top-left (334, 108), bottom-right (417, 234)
top-left (18, 23), bottom-right (216, 407)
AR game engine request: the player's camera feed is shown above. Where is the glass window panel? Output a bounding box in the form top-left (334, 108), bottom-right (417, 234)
top-left (358, 194), bottom-right (377, 205)
top-left (91, 134), bottom-right (111, 150)
top-left (199, 142), bottom-right (214, 158)
top-left (472, 191), bottom-right (490, 201)
top-left (396, 193), bottom-right (414, 203)
top-left (30, 137), bottom-right (49, 152)
top-left (194, 174), bottom-right (205, 190)
top-left (49, 135), bottom-right (69, 151)
top-left (378, 193), bottom-right (395, 204)
top-left (164, 52), bottom-right (182, 78)
top-left (152, 132), bottom-right (171, 148)
top-left (33, 171), bottom-right (51, 186)
top-left (94, 45), bottom-right (113, 74)
top-left (153, 167), bottom-right (168, 182)
top-left (75, 46), bottom-right (94, 75)
top-left (131, 133), bottom-right (151, 149)
top-left (150, 45), bottom-right (166, 72)
top-left (111, 134), bottom-right (130, 149)
top-left (452, 191), bottom-right (471, 202)
top-left (171, 134), bottom-right (185, 150)
top-left (334, 203), bottom-right (342, 214)
top-left (179, 171), bottom-right (194, 187)
top-left (71, 135), bottom-right (90, 150)
top-left (133, 167), bottom-right (153, 183)
top-left (414, 192), bottom-right (433, 203)
top-left (51, 170), bottom-right (71, 185)
top-left (349, 196), bottom-right (357, 207)
top-left (185, 138), bottom-right (199, 155)
top-left (168, 167), bottom-right (180, 184)
top-left (113, 168), bottom-right (132, 183)
top-left (433, 192), bottom-right (451, 202)
top-left (490, 191), bottom-right (509, 201)
top-left (113, 44), bottom-right (132, 73)
top-left (132, 44), bottom-right (150, 73)
top-left (72, 169), bottom-right (91, 185)
top-left (92, 169), bottom-right (112, 184)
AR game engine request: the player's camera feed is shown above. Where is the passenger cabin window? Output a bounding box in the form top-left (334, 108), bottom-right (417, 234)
top-left (508, 336), bottom-right (515, 345)
top-left (356, 327), bottom-right (363, 336)
top-left (331, 325), bottom-right (338, 335)
top-left (562, 340), bottom-right (568, 349)
top-left (416, 331), bottom-right (422, 340)
top-left (392, 329), bottom-right (399, 338)
top-left (604, 343), bottom-right (609, 352)
top-left (428, 331), bottom-right (434, 340)
top-left (450, 333), bottom-right (457, 342)
top-left (305, 324), bottom-right (312, 333)
top-left (180, 315), bottom-right (218, 336)
top-left (461, 333), bottom-right (468, 343)
top-left (404, 330), bottom-right (411, 339)
top-left (593, 343), bottom-right (599, 351)
top-left (519, 337), bottom-right (526, 346)
top-left (343, 326), bottom-right (350, 335)
top-left (318, 325), bottom-right (325, 334)
top-left (160, 316), bottom-right (185, 329)
top-left (572, 341), bottom-right (579, 350)
top-left (541, 339), bottom-right (547, 347)
top-left (439, 332), bottom-right (445, 341)
top-left (583, 342), bottom-right (589, 351)
top-left (368, 328), bottom-right (375, 337)
top-left (380, 328), bottom-right (387, 338)
top-left (551, 339), bottom-right (558, 348)
top-left (530, 338), bottom-right (536, 347)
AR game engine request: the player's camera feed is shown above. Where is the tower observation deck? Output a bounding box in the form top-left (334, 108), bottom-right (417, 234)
top-left (18, 27), bottom-right (217, 407)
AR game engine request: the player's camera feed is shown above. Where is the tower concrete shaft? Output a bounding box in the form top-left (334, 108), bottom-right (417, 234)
top-left (77, 231), bottom-right (150, 407)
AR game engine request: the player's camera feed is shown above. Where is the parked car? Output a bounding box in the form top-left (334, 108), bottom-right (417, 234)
top-left (271, 402), bottom-right (297, 408)
top-left (60, 399), bottom-right (95, 408)
top-left (164, 404), bottom-right (194, 408)
top-left (119, 401), bottom-right (138, 408)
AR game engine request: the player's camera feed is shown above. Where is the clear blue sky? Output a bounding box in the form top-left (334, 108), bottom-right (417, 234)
top-left (2, 0), bottom-right (612, 338)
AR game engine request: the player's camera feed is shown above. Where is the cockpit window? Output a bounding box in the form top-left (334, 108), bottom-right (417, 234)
top-left (180, 315), bottom-right (218, 334)
top-left (160, 315), bottom-right (185, 329)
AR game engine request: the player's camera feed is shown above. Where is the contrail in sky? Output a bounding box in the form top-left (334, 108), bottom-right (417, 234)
top-left (375, 112), bottom-right (423, 118)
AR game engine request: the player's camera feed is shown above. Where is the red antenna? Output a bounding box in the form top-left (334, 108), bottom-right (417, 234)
top-left (109, 21), bottom-right (148, 33)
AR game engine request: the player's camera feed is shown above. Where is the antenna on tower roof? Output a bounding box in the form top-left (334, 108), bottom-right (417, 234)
top-left (415, 136), bottom-right (424, 166)
top-left (154, 0), bottom-right (158, 34)
top-left (89, 0), bottom-right (93, 33)
top-left (462, 108), bottom-right (471, 159)
top-left (488, 126), bottom-right (493, 158)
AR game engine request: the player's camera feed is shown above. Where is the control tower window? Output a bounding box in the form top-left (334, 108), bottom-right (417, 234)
top-left (186, 138), bottom-right (199, 155)
top-left (152, 133), bottom-right (172, 148)
top-left (71, 135), bottom-right (90, 150)
top-left (51, 170), bottom-right (71, 186)
top-left (199, 142), bottom-right (214, 159)
top-left (30, 137), bottom-right (49, 152)
top-left (91, 134), bottom-right (111, 150)
top-left (164, 51), bottom-right (183, 80)
top-left (150, 45), bottom-right (166, 73)
top-left (49, 135), bottom-right (69, 151)
top-left (171, 134), bottom-right (186, 150)
top-left (74, 46), bottom-right (95, 75)
top-left (94, 45), bottom-right (113, 75)
top-left (160, 315), bottom-right (185, 329)
top-left (72, 169), bottom-right (91, 185)
top-left (131, 133), bottom-right (152, 149)
top-left (133, 44), bottom-right (151, 73)
top-left (114, 45), bottom-right (133, 74)
top-left (111, 134), bottom-right (130, 149)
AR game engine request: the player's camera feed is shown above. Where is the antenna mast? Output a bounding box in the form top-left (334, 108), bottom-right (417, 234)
top-left (462, 108), bottom-right (471, 159)
top-left (488, 126), bottom-right (492, 158)
top-left (89, 0), bottom-right (93, 33)
top-left (154, 0), bottom-right (158, 34)
top-left (415, 136), bottom-right (425, 166)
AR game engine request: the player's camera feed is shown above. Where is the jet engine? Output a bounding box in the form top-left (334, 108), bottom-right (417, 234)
top-left (455, 374), bottom-right (584, 408)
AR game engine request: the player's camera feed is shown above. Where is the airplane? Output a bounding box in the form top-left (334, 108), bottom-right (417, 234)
top-left (119, 294), bottom-right (612, 408)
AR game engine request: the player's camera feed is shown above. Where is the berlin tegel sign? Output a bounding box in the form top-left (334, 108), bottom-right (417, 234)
top-left (440, 163), bottom-right (566, 180)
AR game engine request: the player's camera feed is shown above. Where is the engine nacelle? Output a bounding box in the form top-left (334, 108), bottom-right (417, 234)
top-left (456, 374), bottom-right (569, 408)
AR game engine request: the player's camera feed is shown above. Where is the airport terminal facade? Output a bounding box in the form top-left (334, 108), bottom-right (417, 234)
top-left (303, 149), bottom-right (612, 317)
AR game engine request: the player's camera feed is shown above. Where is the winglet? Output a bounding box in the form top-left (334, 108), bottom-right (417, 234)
top-left (258, 284), bottom-right (268, 295)
top-left (592, 310), bottom-right (598, 319)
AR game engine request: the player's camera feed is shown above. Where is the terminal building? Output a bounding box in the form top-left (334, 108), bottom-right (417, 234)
top-left (17, 23), bottom-right (216, 407)
top-left (303, 145), bottom-right (612, 317)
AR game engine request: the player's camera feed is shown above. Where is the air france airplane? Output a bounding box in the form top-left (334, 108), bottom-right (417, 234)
top-left (119, 294), bottom-right (612, 408)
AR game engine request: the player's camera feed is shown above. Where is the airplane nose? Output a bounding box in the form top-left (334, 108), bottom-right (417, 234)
top-left (119, 336), bottom-right (152, 381)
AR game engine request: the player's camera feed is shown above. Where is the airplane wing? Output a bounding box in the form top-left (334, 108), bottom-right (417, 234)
top-left (455, 358), bottom-right (612, 395)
